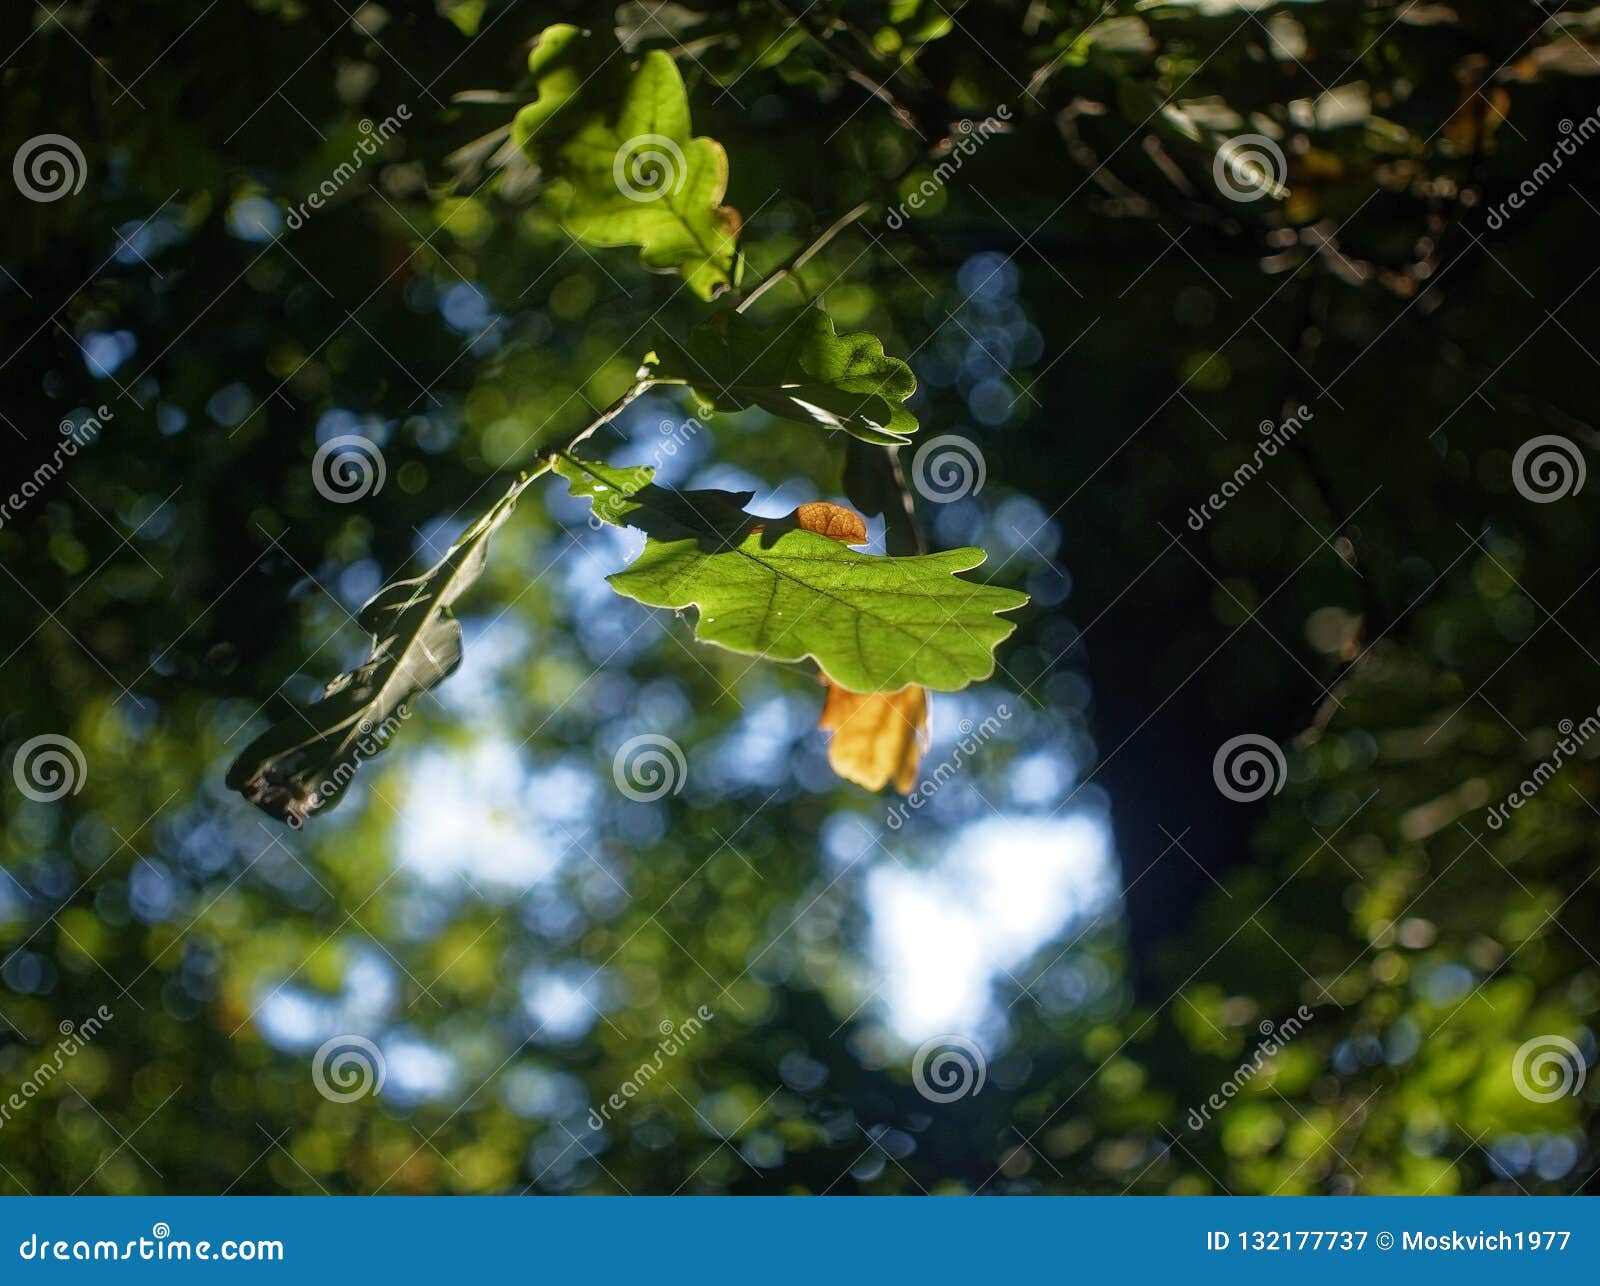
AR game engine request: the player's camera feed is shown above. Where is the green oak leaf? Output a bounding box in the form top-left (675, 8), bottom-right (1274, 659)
top-left (649, 307), bottom-right (919, 446)
top-left (226, 481), bottom-right (520, 827)
top-left (557, 455), bottom-right (1025, 692)
top-left (512, 25), bottom-right (740, 300)
top-left (558, 455), bottom-right (755, 540)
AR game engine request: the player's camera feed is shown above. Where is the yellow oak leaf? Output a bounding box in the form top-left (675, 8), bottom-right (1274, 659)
top-left (818, 681), bottom-right (929, 794)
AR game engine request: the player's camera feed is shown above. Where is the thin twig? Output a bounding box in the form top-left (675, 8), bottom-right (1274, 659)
top-left (503, 380), bottom-right (654, 501)
top-left (735, 200), bottom-right (874, 314)
top-left (773, 0), bottom-right (929, 138)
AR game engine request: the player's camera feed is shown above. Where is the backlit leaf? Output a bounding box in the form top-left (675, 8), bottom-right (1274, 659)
top-left (799, 501), bottom-right (928, 794)
top-left (512, 25), bottom-right (740, 299)
top-left (556, 456), bottom-right (1025, 692)
top-left (649, 307), bottom-right (919, 445)
top-left (226, 482), bottom-right (521, 826)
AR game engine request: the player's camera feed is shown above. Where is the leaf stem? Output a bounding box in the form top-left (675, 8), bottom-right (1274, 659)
top-left (504, 379), bottom-right (656, 503)
top-left (772, 0), bottom-right (930, 138)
